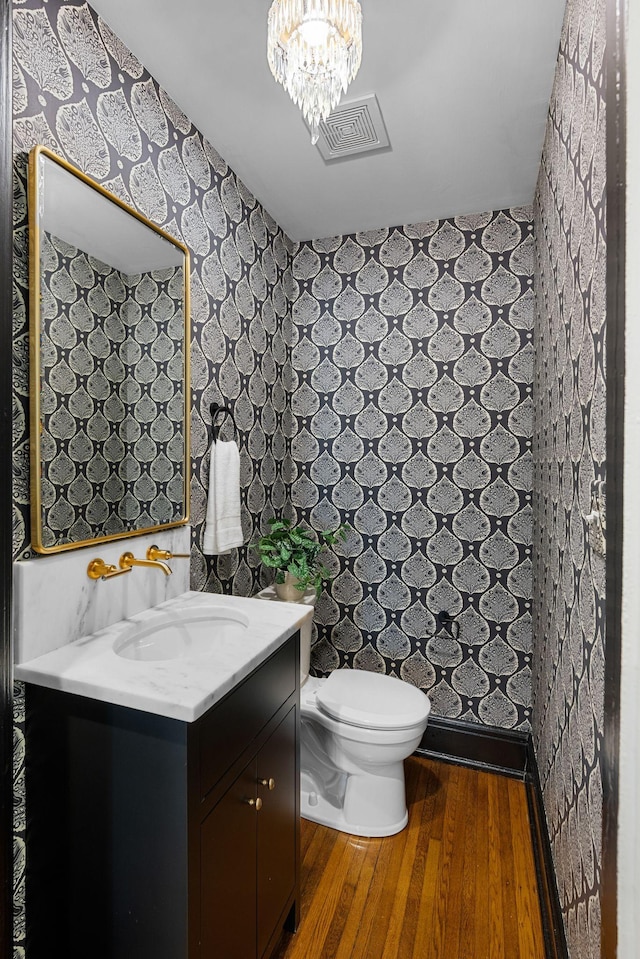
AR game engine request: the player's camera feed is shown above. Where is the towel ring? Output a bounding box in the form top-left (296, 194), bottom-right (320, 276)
top-left (210, 402), bottom-right (236, 442)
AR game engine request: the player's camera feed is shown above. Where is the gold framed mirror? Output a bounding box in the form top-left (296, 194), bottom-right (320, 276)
top-left (28, 145), bottom-right (191, 554)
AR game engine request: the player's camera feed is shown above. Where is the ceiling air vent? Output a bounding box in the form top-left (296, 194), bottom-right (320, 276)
top-left (311, 94), bottom-right (391, 162)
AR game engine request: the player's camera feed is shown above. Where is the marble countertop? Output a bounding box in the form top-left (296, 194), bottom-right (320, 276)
top-left (14, 591), bottom-right (312, 723)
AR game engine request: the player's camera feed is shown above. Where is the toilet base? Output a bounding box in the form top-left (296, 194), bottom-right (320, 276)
top-left (300, 675), bottom-right (430, 838)
top-left (301, 778), bottom-right (409, 838)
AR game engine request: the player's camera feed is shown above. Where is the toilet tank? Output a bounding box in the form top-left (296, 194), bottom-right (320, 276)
top-left (254, 585), bottom-right (316, 685)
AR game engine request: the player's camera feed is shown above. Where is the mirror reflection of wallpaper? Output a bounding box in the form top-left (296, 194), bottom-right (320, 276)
top-left (39, 230), bottom-right (185, 546)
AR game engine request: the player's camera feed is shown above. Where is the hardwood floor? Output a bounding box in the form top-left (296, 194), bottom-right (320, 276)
top-left (273, 756), bottom-right (545, 959)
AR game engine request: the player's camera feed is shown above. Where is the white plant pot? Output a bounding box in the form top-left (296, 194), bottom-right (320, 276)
top-left (274, 573), bottom-right (306, 603)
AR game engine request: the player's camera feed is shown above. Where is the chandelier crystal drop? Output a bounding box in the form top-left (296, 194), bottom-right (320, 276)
top-left (267, 0), bottom-right (363, 145)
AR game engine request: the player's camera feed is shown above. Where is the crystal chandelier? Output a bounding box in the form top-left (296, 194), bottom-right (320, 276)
top-left (267, 0), bottom-right (363, 145)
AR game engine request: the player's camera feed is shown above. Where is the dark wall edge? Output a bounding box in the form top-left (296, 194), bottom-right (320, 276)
top-left (603, 0), bottom-right (627, 956)
top-left (525, 741), bottom-right (571, 959)
top-left (0, 0), bottom-right (13, 955)
top-left (415, 715), bottom-right (529, 780)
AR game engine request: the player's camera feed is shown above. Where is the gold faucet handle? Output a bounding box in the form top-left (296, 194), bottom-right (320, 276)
top-left (146, 545), bottom-right (190, 561)
top-left (119, 551), bottom-right (172, 576)
top-left (87, 558), bottom-right (132, 581)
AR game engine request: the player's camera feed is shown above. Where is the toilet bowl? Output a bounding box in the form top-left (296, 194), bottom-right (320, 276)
top-left (300, 670), bottom-right (431, 837)
top-left (254, 585), bottom-right (430, 838)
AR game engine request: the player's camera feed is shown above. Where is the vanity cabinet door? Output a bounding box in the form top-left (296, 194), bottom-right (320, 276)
top-left (257, 707), bottom-right (298, 959)
top-left (198, 704), bottom-right (298, 959)
top-left (257, 708), bottom-right (298, 957)
top-left (200, 757), bottom-right (258, 959)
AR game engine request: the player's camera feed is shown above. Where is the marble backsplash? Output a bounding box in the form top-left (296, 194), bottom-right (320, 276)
top-left (13, 526), bottom-right (191, 663)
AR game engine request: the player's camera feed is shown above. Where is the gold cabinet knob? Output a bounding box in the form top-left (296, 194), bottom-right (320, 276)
top-left (246, 797), bottom-right (263, 810)
top-left (259, 778), bottom-right (276, 791)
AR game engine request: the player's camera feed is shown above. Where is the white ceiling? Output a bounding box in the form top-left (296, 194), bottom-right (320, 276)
top-left (90, 0), bottom-right (567, 242)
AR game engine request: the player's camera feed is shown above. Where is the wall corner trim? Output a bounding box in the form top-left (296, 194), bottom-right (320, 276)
top-left (416, 715), bottom-right (529, 780)
top-left (525, 740), bottom-right (570, 959)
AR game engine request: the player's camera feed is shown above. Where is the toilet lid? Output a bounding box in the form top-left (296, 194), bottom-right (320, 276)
top-left (316, 669), bottom-right (430, 730)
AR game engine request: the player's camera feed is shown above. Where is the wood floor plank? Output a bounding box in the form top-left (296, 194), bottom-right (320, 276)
top-left (507, 776), bottom-right (546, 959)
top-left (410, 837), bottom-right (441, 959)
top-left (496, 772), bottom-right (521, 959)
top-left (473, 770), bottom-right (492, 959)
top-left (458, 761), bottom-right (478, 959)
top-left (430, 762), bottom-right (462, 959)
top-left (424, 758), bottom-right (449, 843)
top-left (487, 772), bottom-right (507, 959)
top-left (408, 759), bottom-right (450, 959)
top-left (397, 761), bottom-right (442, 957)
top-left (285, 833), bottom-right (356, 957)
top-left (349, 814), bottom-right (411, 957)
top-left (379, 777), bottom-right (426, 958)
top-left (297, 818), bottom-right (339, 913)
top-left (317, 837), bottom-right (372, 959)
top-left (272, 757), bottom-right (546, 959)
top-left (332, 838), bottom-right (382, 959)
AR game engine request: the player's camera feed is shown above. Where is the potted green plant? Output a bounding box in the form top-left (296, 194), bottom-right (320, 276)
top-left (256, 518), bottom-right (349, 601)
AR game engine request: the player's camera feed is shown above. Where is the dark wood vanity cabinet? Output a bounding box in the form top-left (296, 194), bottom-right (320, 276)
top-left (24, 634), bottom-right (300, 959)
top-left (201, 707), bottom-right (297, 959)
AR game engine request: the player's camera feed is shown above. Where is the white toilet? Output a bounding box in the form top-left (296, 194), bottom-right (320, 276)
top-left (300, 669), bottom-right (431, 837)
top-left (255, 585), bottom-right (431, 837)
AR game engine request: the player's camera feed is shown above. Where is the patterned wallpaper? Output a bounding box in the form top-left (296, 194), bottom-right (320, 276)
top-left (12, 0), bottom-right (295, 952)
top-left (12, 0), bottom-right (293, 583)
top-left (11, 1), bottom-right (610, 958)
top-left (532, 0), bottom-right (606, 956)
top-left (290, 214), bottom-right (536, 728)
top-left (40, 233), bottom-right (186, 547)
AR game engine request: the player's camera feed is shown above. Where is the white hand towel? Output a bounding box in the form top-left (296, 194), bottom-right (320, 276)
top-left (202, 440), bottom-right (244, 555)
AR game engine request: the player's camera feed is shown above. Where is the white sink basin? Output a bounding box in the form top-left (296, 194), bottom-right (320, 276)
top-left (15, 591), bottom-right (313, 721)
top-left (113, 606), bottom-right (250, 662)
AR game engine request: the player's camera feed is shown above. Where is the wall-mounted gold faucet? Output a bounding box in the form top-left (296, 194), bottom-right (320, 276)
top-left (87, 558), bottom-right (132, 581)
top-left (146, 545), bottom-right (190, 562)
top-left (119, 551), bottom-right (172, 576)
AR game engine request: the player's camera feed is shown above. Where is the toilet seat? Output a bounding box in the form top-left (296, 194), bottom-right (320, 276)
top-left (316, 669), bottom-right (430, 731)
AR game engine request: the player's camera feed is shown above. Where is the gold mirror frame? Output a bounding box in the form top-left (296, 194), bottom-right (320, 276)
top-left (28, 145), bottom-right (191, 554)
